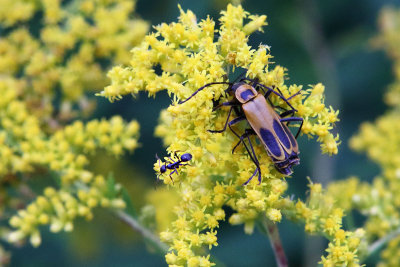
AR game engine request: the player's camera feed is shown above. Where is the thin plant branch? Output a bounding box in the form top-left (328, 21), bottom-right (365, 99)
top-left (75, 182), bottom-right (169, 253)
top-left (367, 227), bottom-right (400, 258)
top-left (260, 218), bottom-right (288, 267)
top-left (114, 210), bottom-right (169, 253)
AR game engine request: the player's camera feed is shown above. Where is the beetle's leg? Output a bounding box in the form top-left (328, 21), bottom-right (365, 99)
top-left (280, 117), bottom-right (304, 138)
top-left (268, 88), bottom-right (302, 112)
top-left (279, 109), bottom-right (296, 118)
top-left (213, 101), bottom-right (239, 111)
top-left (232, 129), bottom-right (263, 184)
top-left (228, 125), bottom-right (254, 158)
top-left (169, 169), bottom-right (176, 183)
top-left (208, 106), bottom-right (232, 133)
top-left (264, 89), bottom-right (296, 115)
top-left (227, 125), bottom-right (262, 185)
top-left (243, 133), bottom-right (262, 185)
top-left (173, 151), bottom-right (181, 161)
top-left (275, 87), bottom-right (285, 96)
top-left (231, 129), bottom-right (262, 185)
top-left (216, 115), bottom-right (246, 134)
top-left (250, 77), bottom-right (259, 88)
top-left (232, 129), bottom-right (256, 154)
top-left (268, 98), bottom-right (289, 112)
top-left (242, 168), bottom-right (260, 186)
top-left (166, 157), bottom-right (176, 164)
top-left (279, 109), bottom-right (295, 127)
top-left (265, 92), bottom-right (295, 118)
top-left (179, 82), bottom-right (232, 104)
top-left (208, 105), bottom-right (246, 133)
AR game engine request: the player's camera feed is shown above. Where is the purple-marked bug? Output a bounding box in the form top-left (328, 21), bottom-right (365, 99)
top-left (179, 76), bottom-right (303, 185)
top-left (156, 152), bottom-right (192, 181)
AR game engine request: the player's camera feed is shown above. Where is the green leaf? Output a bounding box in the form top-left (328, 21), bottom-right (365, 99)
top-left (105, 172), bottom-right (116, 199)
top-left (210, 174), bottom-right (225, 183)
top-left (121, 187), bottom-right (137, 218)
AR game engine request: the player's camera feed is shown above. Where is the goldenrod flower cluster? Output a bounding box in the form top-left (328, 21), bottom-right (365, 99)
top-left (0, 0), bottom-right (148, 122)
top-left (290, 181), bottom-right (363, 266)
top-left (348, 109), bottom-right (400, 263)
top-left (0, 0), bottom-right (147, 255)
top-left (100, 4), bottom-right (339, 266)
top-left (1, 77), bottom-right (140, 247)
top-left (318, 170), bottom-right (400, 265)
top-left (8, 176), bottom-right (127, 248)
top-left (350, 113), bottom-right (400, 179)
top-left (307, 6), bottom-right (400, 266)
top-left (347, 10), bottom-right (400, 256)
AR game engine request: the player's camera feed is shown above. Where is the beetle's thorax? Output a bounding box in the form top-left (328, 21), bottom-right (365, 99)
top-left (234, 83), bottom-right (258, 104)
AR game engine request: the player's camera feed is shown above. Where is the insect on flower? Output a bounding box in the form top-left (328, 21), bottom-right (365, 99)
top-left (156, 152), bottom-right (192, 181)
top-left (179, 76), bottom-right (303, 185)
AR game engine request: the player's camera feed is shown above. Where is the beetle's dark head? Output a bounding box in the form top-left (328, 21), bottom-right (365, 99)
top-left (180, 153), bottom-right (192, 162)
top-left (232, 82), bottom-right (258, 104)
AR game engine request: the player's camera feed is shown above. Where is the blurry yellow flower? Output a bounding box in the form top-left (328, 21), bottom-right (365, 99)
top-left (0, 0), bottom-right (149, 123)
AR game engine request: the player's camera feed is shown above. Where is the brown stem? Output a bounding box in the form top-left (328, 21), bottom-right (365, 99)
top-left (262, 219), bottom-right (288, 267)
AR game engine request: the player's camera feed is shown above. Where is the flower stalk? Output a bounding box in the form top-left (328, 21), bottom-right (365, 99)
top-left (366, 227), bottom-right (400, 260)
top-left (114, 210), bottom-right (169, 254)
top-left (260, 217), bottom-right (288, 267)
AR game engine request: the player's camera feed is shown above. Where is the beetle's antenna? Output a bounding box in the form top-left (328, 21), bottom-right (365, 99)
top-left (178, 82), bottom-right (232, 104)
top-left (287, 89), bottom-right (303, 101)
top-left (248, 81), bottom-right (298, 112)
top-left (155, 154), bottom-right (161, 166)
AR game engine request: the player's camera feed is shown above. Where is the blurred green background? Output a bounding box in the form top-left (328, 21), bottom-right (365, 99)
top-left (8, 0), bottom-right (400, 266)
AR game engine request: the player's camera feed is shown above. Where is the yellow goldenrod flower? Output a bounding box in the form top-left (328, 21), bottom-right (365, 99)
top-left (0, 0), bottom-right (148, 123)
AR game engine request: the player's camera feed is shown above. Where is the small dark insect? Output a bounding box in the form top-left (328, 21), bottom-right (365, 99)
top-left (156, 152), bottom-right (192, 181)
top-left (179, 75), bottom-right (303, 185)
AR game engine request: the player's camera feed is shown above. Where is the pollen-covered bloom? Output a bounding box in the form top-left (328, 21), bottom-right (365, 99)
top-left (308, 8), bottom-right (400, 265)
top-left (0, 0), bottom-right (147, 258)
top-left (290, 181), bottom-right (363, 266)
top-left (1, 77), bottom-right (140, 247)
top-left (0, 0), bottom-right (148, 123)
top-left (100, 4), bottom-right (339, 266)
top-left (347, 110), bottom-right (400, 265)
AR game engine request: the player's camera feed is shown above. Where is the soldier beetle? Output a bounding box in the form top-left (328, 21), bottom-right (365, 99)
top-left (179, 77), bottom-right (303, 185)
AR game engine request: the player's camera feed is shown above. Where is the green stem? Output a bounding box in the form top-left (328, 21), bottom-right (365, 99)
top-left (366, 227), bottom-right (400, 258)
top-left (260, 218), bottom-right (288, 267)
top-left (114, 210), bottom-right (169, 254)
